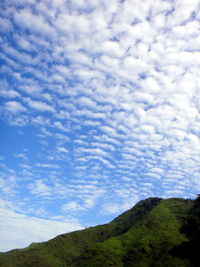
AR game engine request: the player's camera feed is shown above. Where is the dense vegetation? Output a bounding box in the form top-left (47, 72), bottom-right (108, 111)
top-left (0, 197), bottom-right (199, 266)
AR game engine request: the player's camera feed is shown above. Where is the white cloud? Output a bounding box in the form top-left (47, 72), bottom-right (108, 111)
top-left (100, 40), bottom-right (124, 58)
top-left (37, 163), bottom-right (60, 168)
top-left (14, 153), bottom-right (27, 160)
top-left (74, 108), bottom-right (106, 120)
top-left (62, 201), bottom-right (84, 212)
top-left (14, 8), bottom-right (55, 36)
top-left (78, 96), bottom-right (97, 109)
top-left (57, 147), bottom-right (68, 153)
top-left (28, 180), bottom-right (52, 197)
top-left (0, 89), bottom-right (20, 98)
top-left (4, 101), bottom-right (27, 114)
top-left (26, 98), bottom-right (56, 113)
top-left (0, 207), bottom-right (83, 252)
top-left (54, 121), bottom-right (69, 131)
top-left (0, 17), bottom-right (12, 32)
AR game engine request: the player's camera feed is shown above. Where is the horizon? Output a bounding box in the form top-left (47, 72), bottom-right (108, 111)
top-left (1, 0), bottom-right (200, 252)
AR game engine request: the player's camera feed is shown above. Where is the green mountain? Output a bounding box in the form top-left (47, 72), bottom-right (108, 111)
top-left (0, 197), bottom-right (200, 267)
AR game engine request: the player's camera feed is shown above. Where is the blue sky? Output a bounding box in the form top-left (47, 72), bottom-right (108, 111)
top-left (0, 0), bottom-right (200, 251)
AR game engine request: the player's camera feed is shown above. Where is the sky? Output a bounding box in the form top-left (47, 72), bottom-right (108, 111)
top-left (0, 0), bottom-right (200, 252)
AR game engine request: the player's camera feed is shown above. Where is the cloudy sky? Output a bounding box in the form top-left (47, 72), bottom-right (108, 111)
top-left (0, 0), bottom-right (200, 252)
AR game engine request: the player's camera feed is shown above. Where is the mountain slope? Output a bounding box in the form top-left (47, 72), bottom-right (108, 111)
top-left (0, 197), bottom-right (197, 267)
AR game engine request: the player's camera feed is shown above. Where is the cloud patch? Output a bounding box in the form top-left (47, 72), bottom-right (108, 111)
top-left (0, 207), bottom-right (83, 252)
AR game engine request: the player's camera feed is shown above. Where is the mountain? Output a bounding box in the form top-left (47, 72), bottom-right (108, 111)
top-left (0, 197), bottom-right (199, 267)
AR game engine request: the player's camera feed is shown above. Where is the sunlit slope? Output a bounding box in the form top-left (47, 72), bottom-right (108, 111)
top-left (0, 197), bottom-right (196, 267)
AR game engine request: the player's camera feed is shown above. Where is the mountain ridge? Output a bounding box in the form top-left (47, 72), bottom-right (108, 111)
top-left (0, 197), bottom-right (198, 266)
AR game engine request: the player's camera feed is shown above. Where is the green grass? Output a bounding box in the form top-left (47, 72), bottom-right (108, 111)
top-left (0, 197), bottom-right (196, 267)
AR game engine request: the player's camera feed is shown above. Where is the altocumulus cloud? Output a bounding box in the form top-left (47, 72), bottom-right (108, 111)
top-left (0, 0), bottom-right (200, 251)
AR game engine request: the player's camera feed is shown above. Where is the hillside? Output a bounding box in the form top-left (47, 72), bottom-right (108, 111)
top-left (0, 197), bottom-right (199, 267)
